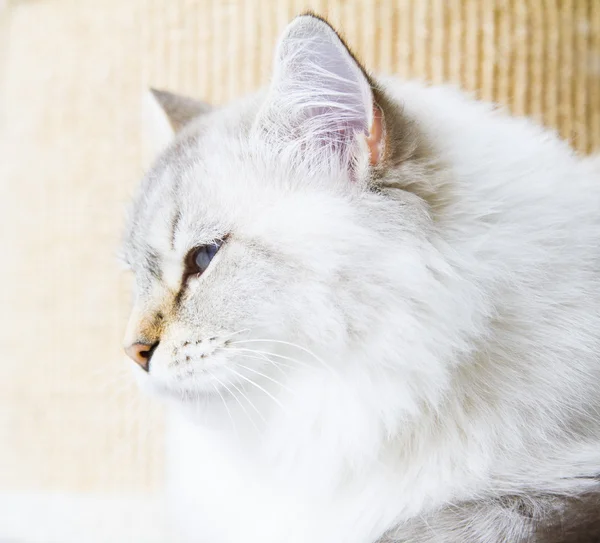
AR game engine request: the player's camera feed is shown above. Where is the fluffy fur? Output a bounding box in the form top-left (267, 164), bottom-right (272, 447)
top-left (121, 14), bottom-right (600, 543)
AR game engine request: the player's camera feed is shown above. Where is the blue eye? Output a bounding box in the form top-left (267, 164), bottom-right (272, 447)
top-left (186, 241), bottom-right (222, 276)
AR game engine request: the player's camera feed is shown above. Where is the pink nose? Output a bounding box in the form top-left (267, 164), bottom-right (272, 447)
top-left (124, 342), bottom-right (157, 372)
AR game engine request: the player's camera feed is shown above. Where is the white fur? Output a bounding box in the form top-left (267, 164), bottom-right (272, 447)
top-left (124, 15), bottom-right (600, 543)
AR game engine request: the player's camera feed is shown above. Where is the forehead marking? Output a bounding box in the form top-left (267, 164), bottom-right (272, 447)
top-left (170, 209), bottom-right (181, 251)
top-left (125, 130), bottom-right (203, 270)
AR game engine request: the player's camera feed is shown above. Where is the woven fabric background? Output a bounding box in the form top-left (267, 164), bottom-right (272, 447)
top-left (0, 0), bottom-right (599, 541)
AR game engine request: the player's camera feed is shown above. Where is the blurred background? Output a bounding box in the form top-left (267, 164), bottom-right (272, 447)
top-left (0, 0), bottom-right (598, 541)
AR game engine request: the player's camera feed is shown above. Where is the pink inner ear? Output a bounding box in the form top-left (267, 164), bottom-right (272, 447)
top-left (367, 105), bottom-right (384, 166)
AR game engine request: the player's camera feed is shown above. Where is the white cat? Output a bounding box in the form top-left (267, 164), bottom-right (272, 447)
top-left (121, 14), bottom-right (600, 543)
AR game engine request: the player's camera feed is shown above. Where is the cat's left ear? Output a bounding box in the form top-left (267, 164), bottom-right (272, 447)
top-left (143, 88), bottom-right (212, 156)
top-left (256, 14), bottom-right (386, 177)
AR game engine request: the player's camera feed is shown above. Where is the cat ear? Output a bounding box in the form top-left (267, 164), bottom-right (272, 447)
top-left (148, 88), bottom-right (211, 133)
top-left (256, 14), bottom-right (385, 175)
top-left (143, 88), bottom-right (211, 157)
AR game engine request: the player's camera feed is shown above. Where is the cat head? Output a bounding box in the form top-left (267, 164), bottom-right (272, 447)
top-left (121, 15), bottom-right (453, 406)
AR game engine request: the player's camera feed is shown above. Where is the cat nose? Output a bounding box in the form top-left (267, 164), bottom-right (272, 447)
top-left (124, 342), bottom-right (159, 372)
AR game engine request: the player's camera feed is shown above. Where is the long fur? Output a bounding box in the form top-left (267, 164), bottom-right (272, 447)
top-left (121, 15), bottom-right (600, 543)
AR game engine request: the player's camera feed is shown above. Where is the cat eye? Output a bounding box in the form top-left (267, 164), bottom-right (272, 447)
top-left (185, 241), bottom-right (223, 277)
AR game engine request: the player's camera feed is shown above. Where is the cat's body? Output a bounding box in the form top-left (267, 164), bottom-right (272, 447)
top-left (122, 15), bottom-right (600, 543)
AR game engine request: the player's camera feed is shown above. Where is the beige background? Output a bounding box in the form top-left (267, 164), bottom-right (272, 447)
top-left (1, 0), bottom-right (599, 541)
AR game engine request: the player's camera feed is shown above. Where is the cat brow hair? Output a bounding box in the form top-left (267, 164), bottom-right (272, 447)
top-left (170, 209), bottom-right (181, 251)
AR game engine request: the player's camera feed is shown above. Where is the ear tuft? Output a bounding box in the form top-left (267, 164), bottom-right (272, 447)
top-left (255, 14), bottom-right (377, 176)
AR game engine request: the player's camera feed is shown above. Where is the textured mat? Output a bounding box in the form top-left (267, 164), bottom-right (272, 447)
top-left (0, 0), bottom-right (598, 541)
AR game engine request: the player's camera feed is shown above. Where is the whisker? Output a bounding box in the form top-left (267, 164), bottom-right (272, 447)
top-left (227, 346), bottom-right (315, 372)
top-left (234, 353), bottom-right (292, 376)
top-left (210, 372), bottom-right (260, 432)
top-left (225, 348), bottom-right (293, 375)
top-left (226, 366), bottom-right (288, 413)
top-left (235, 362), bottom-right (297, 396)
top-left (230, 338), bottom-right (336, 377)
top-left (208, 377), bottom-right (238, 438)
top-left (218, 370), bottom-right (266, 425)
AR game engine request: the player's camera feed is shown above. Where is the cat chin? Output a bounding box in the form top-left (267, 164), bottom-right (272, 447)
top-left (137, 376), bottom-right (216, 405)
top-left (138, 362), bottom-right (239, 402)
